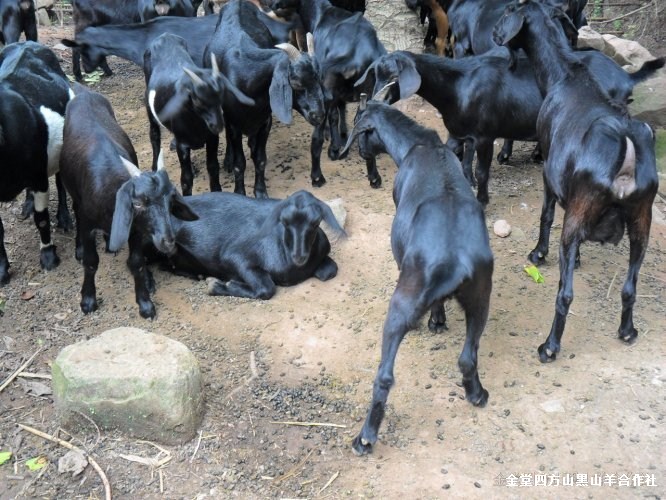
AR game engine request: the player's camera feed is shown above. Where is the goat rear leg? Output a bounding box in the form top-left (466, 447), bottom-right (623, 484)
top-left (127, 234), bottom-right (156, 319)
top-left (79, 223), bottom-right (99, 314)
top-left (206, 266), bottom-right (276, 300)
top-left (21, 189), bottom-right (35, 220)
top-left (497, 139), bottom-right (513, 164)
top-left (617, 201), bottom-right (652, 344)
top-left (310, 121), bottom-right (327, 187)
top-left (427, 300), bottom-right (447, 332)
top-left (99, 56), bottom-right (113, 77)
top-left (327, 105), bottom-right (346, 161)
top-left (227, 127), bottom-right (247, 196)
top-left (176, 143), bottom-right (194, 196)
top-left (353, 275), bottom-right (422, 456)
top-left (528, 178), bottom-right (557, 264)
top-left (531, 142), bottom-right (544, 163)
top-left (460, 139), bottom-right (476, 187)
top-left (474, 139), bottom-right (493, 205)
top-left (33, 191), bottom-right (60, 271)
top-left (248, 118), bottom-right (271, 199)
top-left (314, 256), bottom-right (338, 281)
top-left (362, 153), bottom-right (382, 188)
top-left (55, 174), bottom-right (73, 231)
top-left (0, 217), bottom-right (10, 285)
top-left (205, 134), bottom-right (222, 192)
top-left (538, 221), bottom-right (581, 363)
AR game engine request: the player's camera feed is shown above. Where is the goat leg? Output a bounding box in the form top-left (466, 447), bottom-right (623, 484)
top-left (460, 138), bottom-right (476, 187)
top-left (127, 233), bottom-right (156, 319)
top-left (176, 142), bottom-right (195, 196)
top-left (73, 202), bottom-right (83, 262)
top-left (79, 221), bottom-right (99, 314)
top-left (206, 267), bottom-right (277, 300)
top-left (55, 174), bottom-right (72, 231)
top-left (528, 179), bottom-right (557, 264)
top-left (530, 142), bottom-right (544, 163)
top-left (474, 138), bottom-right (493, 205)
top-left (248, 118), bottom-right (272, 199)
top-left (313, 256), bottom-right (338, 281)
top-left (0, 218), bottom-right (10, 285)
top-left (427, 300), bottom-right (447, 332)
top-left (310, 121), bottom-right (327, 187)
top-left (327, 104), bottom-right (346, 161)
top-left (227, 126), bottom-right (247, 196)
top-left (72, 47), bottom-right (83, 82)
top-left (205, 134), bottom-right (222, 193)
top-left (33, 191), bottom-right (60, 271)
top-left (99, 56), bottom-right (113, 77)
top-left (617, 202), bottom-right (652, 344)
top-left (21, 189), bottom-right (35, 220)
top-left (497, 139), bottom-right (513, 165)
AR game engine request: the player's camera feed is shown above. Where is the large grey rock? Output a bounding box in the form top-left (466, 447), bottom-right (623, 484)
top-left (52, 327), bottom-right (204, 445)
top-left (630, 73), bottom-right (666, 128)
top-left (601, 34), bottom-right (655, 67)
top-left (366, 0), bottom-right (424, 53)
top-left (577, 26), bottom-right (605, 51)
top-left (36, 0), bottom-right (54, 9)
top-left (36, 9), bottom-right (50, 26)
top-left (323, 198), bottom-right (347, 243)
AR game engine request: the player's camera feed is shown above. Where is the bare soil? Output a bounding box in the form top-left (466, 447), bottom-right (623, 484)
top-left (1, 25), bottom-right (665, 499)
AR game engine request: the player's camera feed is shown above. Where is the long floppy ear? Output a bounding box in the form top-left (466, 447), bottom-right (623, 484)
top-left (219, 73), bottom-right (255, 106)
top-left (396, 56), bottom-right (421, 99)
top-left (354, 61), bottom-right (376, 88)
top-left (269, 56), bottom-right (293, 124)
top-left (316, 199), bottom-right (346, 237)
top-left (551, 8), bottom-right (579, 46)
top-left (338, 118), bottom-right (374, 158)
top-left (495, 11), bottom-right (526, 46)
top-left (157, 87), bottom-right (190, 123)
top-left (170, 190), bottom-right (199, 221)
top-left (108, 181), bottom-right (134, 252)
top-left (61, 38), bottom-right (79, 48)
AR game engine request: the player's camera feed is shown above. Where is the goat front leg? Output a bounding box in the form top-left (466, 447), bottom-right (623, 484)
top-left (99, 56), bottom-right (113, 77)
top-left (353, 276), bottom-right (423, 456)
top-left (313, 256), bottom-right (338, 281)
top-left (127, 234), bottom-right (156, 319)
top-left (310, 121), bottom-right (327, 187)
top-left (327, 104), bottom-right (345, 161)
top-left (206, 265), bottom-right (277, 300)
top-left (248, 117), bottom-right (272, 199)
top-left (227, 126), bottom-right (247, 196)
top-left (176, 142), bottom-right (194, 196)
top-left (21, 189), bottom-right (35, 220)
top-left (79, 222), bottom-right (99, 314)
top-left (147, 107), bottom-right (162, 172)
top-left (497, 139), bottom-right (513, 164)
top-left (617, 201), bottom-right (653, 343)
top-left (205, 133), bottom-right (222, 192)
top-left (0, 217), bottom-right (10, 285)
top-left (460, 138), bottom-right (476, 187)
top-left (474, 138), bottom-right (494, 205)
top-left (528, 177), bottom-right (557, 264)
top-left (54, 174), bottom-right (72, 231)
top-left (33, 191), bottom-right (60, 271)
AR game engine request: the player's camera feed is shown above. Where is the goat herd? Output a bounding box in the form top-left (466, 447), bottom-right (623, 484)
top-left (0, 0), bottom-right (662, 456)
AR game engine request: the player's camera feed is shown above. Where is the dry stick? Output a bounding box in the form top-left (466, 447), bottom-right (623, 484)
top-left (16, 372), bottom-right (51, 380)
top-left (606, 271), bottom-right (618, 299)
top-left (272, 449), bottom-right (314, 484)
top-left (0, 349), bottom-right (42, 393)
top-left (594, 1), bottom-right (654, 23)
top-left (226, 351), bottom-right (259, 400)
top-left (189, 430), bottom-right (203, 463)
top-left (73, 410), bottom-right (102, 452)
top-left (18, 423), bottom-right (111, 500)
top-left (271, 421), bottom-right (347, 429)
top-left (318, 471), bottom-right (340, 496)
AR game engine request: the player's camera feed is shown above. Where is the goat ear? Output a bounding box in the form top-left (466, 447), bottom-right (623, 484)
top-left (157, 87), bottom-right (190, 123)
top-left (396, 57), bottom-right (421, 100)
top-left (219, 73), bottom-right (255, 107)
top-left (170, 190), bottom-right (199, 221)
top-left (495, 12), bottom-right (526, 46)
top-left (269, 57), bottom-right (293, 125)
top-left (108, 181), bottom-right (134, 252)
top-left (339, 120), bottom-right (373, 158)
top-left (61, 38), bottom-right (78, 48)
top-left (354, 62), bottom-right (375, 89)
top-left (553, 9), bottom-right (579, 46)
top-left (316, 200), bottom-right (346, 237)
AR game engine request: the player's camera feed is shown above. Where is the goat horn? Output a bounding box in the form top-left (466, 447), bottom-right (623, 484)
top-left (275, 43), bottom-right (301, 61)
top-left (210, 54), bottom-right (220, 78)
top-left (183, 67), bottom-right (204, 86)
top-left (360, 93), bottom-right (367, 111)
top-left (371, 81), bottom-right (395, 102)
top-left (120, 156), bottom-right (141, 178)
top-left (306, 32), bottom-right (315, 57)
top-left (156, 149), bottom-right (166, 171)
top-left (519, 0), bottom-right (527, 3)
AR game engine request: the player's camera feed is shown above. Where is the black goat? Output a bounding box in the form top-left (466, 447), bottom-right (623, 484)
top-left (156, 190), bottom-right (343, 299)
top-left (0, 41), bottom-right (74, 231)
top-left (144, 33), bottom-right (254, 196)
top-left (0, 0), bottom-right (37, 44)
top-left (139, 0), bottom-right (194, 21)
top-left (59, 85), bottom-right (198, 319)
top-left (493, 0), bottom-right (658, 361)
top-left (205, 0), bottom-right (325, 198)
top-left (0, 43), bottom-right (66, 283)
top-left (356, 49), bottom-right (663, 205)
top-left (271, 0), bottom-right (386, 188)
top-left (340, 95), bottom-right (493, 455)
top-left (67, 0), bottom-right (195, 81)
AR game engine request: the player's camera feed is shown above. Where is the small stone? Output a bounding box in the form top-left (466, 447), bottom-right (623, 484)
top-left (474, 481), bottom-right (482, 488)
top-left (493, 219), bottom-right (512, 238)
top-left (537, 443), bottom-right (546, 450)
top-left (540, 400), bottom-right (565, 413)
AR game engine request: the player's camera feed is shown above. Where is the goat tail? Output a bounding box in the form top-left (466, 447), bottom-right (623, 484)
top-left (629, 57), bottom-right (665, 85)
top-left (421, 260), bottom-right (474, 308)
top-left (611, 136), bottom-right (636, 201)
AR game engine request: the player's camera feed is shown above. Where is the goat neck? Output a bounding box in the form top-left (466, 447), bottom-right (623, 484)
top-left (295, 0), bottom-right (331, 33)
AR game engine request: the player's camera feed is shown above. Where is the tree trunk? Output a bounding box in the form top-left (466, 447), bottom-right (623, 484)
top-left (365, 0), bottom-right (425, 53)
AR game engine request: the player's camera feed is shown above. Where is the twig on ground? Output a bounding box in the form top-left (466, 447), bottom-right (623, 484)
top-left (16, 372), bottom-right (52, 380)
top-left (18, 423), bottom-right (111, 500)
top-left (190, 431), bottom-right (203, 463)
top-left (606, 271), bottom-right (618, 299)
top-left (226, 351), bottom-right (259, 400)
top-left (72, 410), bottom-right (102, 452)
top-left (272, 449), bottom-right (314, 484)
top-left (318, 471), bottom-right (339, 496)
top-left (593, 1), bottom-right (654, 23)
top-left (270, 421), bottom-right (347, 429)
top-left (0, 349), bottom-right (42, 393)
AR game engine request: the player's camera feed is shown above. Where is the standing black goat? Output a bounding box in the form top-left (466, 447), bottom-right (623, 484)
top-left (144, 33), bottom-right (254, 196)
top-left (355, 48), bottom-right (663, 205)
top-left (271, 0), bottom-right (386, 189)
top-left (155, 190), bottom-right (343, 299)
top-left (340, 95), bottom-right (493, 455)
top-left (60, 85), bottom-right (198, 319)
top-left (0, 42), bottom-right (72, 284)
top-left (205, 0), bottom-right (325, 198)
top-left (0, 0), bottom-right (37, 44)
top-left (493, 0), bottom-right (658, 362)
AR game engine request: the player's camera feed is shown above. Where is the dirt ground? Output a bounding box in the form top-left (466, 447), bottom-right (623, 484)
top-left (1, 24), bottom-right (665, 500)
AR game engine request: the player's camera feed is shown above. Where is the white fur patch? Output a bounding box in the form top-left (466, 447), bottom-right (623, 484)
top-left (34, 191), bottom-right (49, 213)
top-left (69, 88), bottom-right (76, 100)
top-left (39, 106), bottom-right (65, 177)
top-left (148, 89), bottom-right (167, 129)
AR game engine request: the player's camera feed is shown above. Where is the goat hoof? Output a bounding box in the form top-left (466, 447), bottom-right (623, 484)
top-left (139, 302), bottom-right (156, 319)
top-left (497, 152), bottom-right (510, 165)
top-left (311, 176), bottom-right (327, 188)
top-left (75, 246), bottom-right (83, 262)
top-left (427, 316), bottom-right (448, 333)
top-left (528, 249), bottom-right (546, 265)
top-left (531, 152), bottom-right (544, 163)
top-left (57, 214), bottom-right (74, 232)
top-left (618, 327), bottom-right (638, 344)
top-left (40, 246), bottom-right (60, 271)
top-left (327, 147), bottom-right (340, 161)
top-left (254, 190), bottom-right (269, 200)
top-left (369, 176), bottom-right (382, 189)
top-left (469, 388), bottom-right (489, 407)
top-left (80, 297), bottom-right (98, 314)
top-left (351, 435), bottom-right (374, 456)
top-left (0, 269), bottom-right (10, 286)
top-left (476, 193), bottom-right (489, 206)
top-left (538, 343), bottom-right (558, 363)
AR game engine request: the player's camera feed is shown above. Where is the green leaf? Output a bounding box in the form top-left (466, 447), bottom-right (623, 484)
top-left (25, 456), bottom-right (48, 471)
top-left (0, 451), bottom-right (12, 465)
top-left (524, 265), bottom-right (544, 284)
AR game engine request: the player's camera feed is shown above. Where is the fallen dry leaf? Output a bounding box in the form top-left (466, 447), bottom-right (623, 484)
top-left (20, 291), bottom-right (36, 301)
